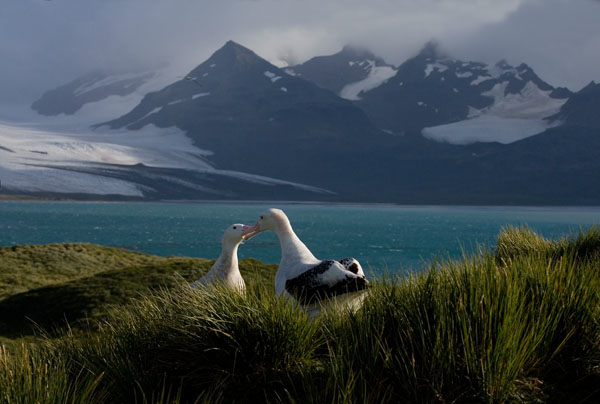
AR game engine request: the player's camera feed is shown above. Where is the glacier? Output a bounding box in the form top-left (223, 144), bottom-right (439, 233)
top-left (0, 101), bottom-right (332, 197)
top-left (422, 81), bottom-right (568, 145)
top-left (339, 61), bottom-right (396, 101)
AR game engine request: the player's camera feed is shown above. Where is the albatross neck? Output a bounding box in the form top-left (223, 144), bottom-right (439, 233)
top-left (275, 220), bottom-right (317, 265)
top-left (215, 240), bottom-right (239, 273)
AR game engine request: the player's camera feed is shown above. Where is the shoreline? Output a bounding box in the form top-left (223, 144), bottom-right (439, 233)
top-left (2, 194), bottom-right (600, 210)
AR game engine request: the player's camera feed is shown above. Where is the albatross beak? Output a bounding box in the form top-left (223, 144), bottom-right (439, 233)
top-left (241, 223), bottom-right (261, 241)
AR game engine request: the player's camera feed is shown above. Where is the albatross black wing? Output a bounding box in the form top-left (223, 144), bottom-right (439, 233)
top-left (338, 257), bottom-right (364, 276)
top-left (285, 260), bottom-right (369, 305)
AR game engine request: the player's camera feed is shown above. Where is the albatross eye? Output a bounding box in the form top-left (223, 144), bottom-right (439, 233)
top-left (232, 226), bottom-right (237, 229)
top-left (260, 216), bottom-right (264, 220)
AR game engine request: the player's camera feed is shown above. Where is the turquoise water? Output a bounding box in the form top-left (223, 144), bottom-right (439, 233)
top-left (0, 202), bottom-right (598, 273)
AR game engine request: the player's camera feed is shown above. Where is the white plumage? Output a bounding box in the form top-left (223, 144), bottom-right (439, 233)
top-left (242, 209), bottom-right (368, 308)
top-left (190, 223), bottom-right (248, 293)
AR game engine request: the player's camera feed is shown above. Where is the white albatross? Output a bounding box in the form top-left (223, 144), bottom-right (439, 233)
top-left (242, 209), bottom-right (369, 310)
top-left (190, 223), bottom-right (254, 293)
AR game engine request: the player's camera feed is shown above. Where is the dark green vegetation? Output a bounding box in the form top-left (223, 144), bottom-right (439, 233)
top-left (1, 227), bottom-right (599, 403)
top-left (0, 243), bottom-right (177, 300)
top-left (0, 243), bottom-right (274, 337)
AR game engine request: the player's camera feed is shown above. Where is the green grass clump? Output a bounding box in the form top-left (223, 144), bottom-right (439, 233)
top-left (496, 225), bottom-right (600, 264)
top-left (322, 251), bottom-right (599, 403)
top-left (54, 285), bottom-right (321, 403)
top-left (1, 226), bottom-right (599, 403)
top-left (0, 344), bottom-right (105, 404)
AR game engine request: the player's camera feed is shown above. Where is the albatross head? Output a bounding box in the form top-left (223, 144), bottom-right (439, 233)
top-left (241, 208), bottom-right (289, 239)
top-left (222, 223), bottom-right (248, 247)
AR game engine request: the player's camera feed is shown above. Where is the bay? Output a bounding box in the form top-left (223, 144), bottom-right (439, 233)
top-left (0, 201), bottom-right (598, 274)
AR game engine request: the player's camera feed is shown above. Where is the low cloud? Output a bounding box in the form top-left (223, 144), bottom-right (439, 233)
top-left (0, 0), bottom-right (597, 105)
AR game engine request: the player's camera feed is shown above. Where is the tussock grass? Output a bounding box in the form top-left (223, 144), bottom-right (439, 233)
top-left (0, 344), bottom-right (105, 404)
top-left (496, 225), bottom-right (600, 264)
top-left (53, 284), bottom-right (321, 403)
top-left (1, 226), bottom-right (599, 403)
top-left (322, 250), bottom-right (600, 403)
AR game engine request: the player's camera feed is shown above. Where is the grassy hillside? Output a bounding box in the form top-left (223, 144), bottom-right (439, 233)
top-left (0, 244), bottom-right (276, 337)
top-left (0, 243), bottom-right (176, 299)
top-left (1, 227), bottom-right (599, 403)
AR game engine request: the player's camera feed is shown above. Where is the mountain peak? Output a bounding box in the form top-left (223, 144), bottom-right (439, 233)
top-left (495, 59), bottom-right (513, 70)
top-left (339, 44), bottom-right (377, 60)
top-left (580, 80), bottom-right (599, 93)
top-left (287, 44), bottom-right (392, 94)
top-left (552, 80), bottom-right (600, 128)
top-left (196, 40), bottom-right (266, 73)
top-left (220, 40), bottom-right (257, 57)
top-left (516, 62), bottom-right (533, 72)
top-left (223, 40), bottom-right (247, 51)
top-left (417, 40), bottom-right (443, 59)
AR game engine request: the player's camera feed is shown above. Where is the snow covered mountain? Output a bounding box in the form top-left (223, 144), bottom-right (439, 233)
top-left (101, 40), bottom-right (385, 192)
top-left (287, 45), bottom-right (396, 101)
top-left (3, 50), bottom-right (344, 200)
top-left (350, 42), bottom-right (572, 144)
top-left (31, 70), bottom-right (164, 116)
top-left (8, 43), bottom-right (363, 199)
top-left (6, 40), bottom-right (600, 204)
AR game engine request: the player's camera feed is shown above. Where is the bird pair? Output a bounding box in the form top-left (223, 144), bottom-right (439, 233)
top-left (191, 209), bottom-right (369, 312)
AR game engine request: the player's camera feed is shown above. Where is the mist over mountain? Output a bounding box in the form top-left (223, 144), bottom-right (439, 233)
top-left (2, 0), bottom-right (599, 108)
top-left (3, 40), bottom-right (599, 204)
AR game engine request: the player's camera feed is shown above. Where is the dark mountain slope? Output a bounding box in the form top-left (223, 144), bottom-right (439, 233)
top-left (439, 126), bottom-right (600, 204)
top-left (22, 40), bottom-right (600, 204)
top-left (102, 41), bottom-right (393, 191)
top-left (354, 42), bottom-right (571, 136)
top-left (31, 70), bottom-right (154, 116)
top-left (550, 81), bottom-right (600, 128)
top-left (288, 45), bottom-right (394, 95)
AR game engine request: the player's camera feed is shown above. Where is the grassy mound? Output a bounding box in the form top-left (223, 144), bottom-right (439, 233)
top-left (495, 225), bottom-right (600, 263)
top-left (0, 243), bottom-right (176, 299)
top-left (1, 227), bottom-right (599, 403)
top-left (0, 247), bottom-right (275, 337)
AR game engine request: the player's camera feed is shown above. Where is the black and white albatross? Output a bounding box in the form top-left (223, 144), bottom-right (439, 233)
top-left (242, 209), bottom-right (369, 306)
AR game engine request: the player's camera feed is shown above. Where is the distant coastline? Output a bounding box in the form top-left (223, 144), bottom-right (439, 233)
top-left (3, 193), bottom-right (600, 210)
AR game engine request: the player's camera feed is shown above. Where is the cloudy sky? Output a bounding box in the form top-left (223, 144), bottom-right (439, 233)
top-left (1, 0), bottom-right (598, 105)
